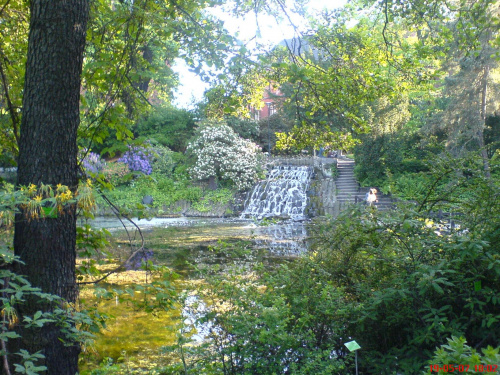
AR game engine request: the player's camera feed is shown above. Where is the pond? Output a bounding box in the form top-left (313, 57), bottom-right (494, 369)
top-left (79, 216), bottom-right (310, 372)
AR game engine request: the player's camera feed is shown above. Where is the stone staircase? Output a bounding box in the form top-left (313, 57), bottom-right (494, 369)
top-left (335, 158), bottom-right (393, 211)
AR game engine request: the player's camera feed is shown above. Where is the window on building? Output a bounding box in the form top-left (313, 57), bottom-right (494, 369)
top-left (269, 104), bottom-right (276, 116)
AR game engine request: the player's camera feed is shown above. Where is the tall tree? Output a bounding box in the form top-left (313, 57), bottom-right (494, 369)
top-left (373, 0), bottom-right (500, 174)
top-left (12, 0), bottom-right (89, 373)
top-left (261, 12), bottom-right (419, 152)
top-left (5, 1), bottom-right (308, 373)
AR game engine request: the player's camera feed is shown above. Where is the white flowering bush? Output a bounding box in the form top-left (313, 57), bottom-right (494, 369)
top-left (187, 121), bottom-right (263, 190)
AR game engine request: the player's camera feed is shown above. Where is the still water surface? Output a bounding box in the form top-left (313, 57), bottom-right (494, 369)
top-left (88, 216), bottom-right (308, 257)
top-left (80, 217), bottom-right (309, 371)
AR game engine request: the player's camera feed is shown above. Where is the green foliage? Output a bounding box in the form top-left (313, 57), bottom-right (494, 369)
top-left (388, 172), bottom-right (433, 201)
top-left (167, 242), bottom-right (350, 374)
top-left (257, 114), bottom-right (294, 153)
top-left (259, 12), bottom-right (429, 154)
top-left (354, 130), bottom-right (436, 189)
top-left (226, 116), bottom-right (260, 142)
top-left (202, 64), bottom-right (269, 120)
top-left (13, 350), bottom-right (47, 375)
top-left (102, 162), bottom-right (130, 187)
top-left (276, 123), bottom-right (359, 154)
top-left (360, 96), bottom-right (412, 136)
top-left (76, 224), bottom-right (113, 280)
top-left (308, 157), bottom-right (500, 373)
top-left (426, 336), bottom-right (500, 375)
top-left (150, 144), bottom-right (175, 175)
top-left (0, 0), bottom-right (28, 164)
top-left (134, 107), bottom-right (196, 152)
top-left (0, 249), bottom-right (97, 374)
top-left (330, 163), bottom-right (339, 179)
top-left (80, 0), bottom-right (244, 154)
top-left (100, 173), bottom-right (203, 210)
top-left (485, 114), bottom-right (500, 158)
top-left (147, 156), bottom-right (500, 375)
top-left (191, 188), bottom-right (233, 213)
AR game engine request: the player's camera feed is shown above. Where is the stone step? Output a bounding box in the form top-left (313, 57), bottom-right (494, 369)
top-left (337, 187), bottom-right (361, 190)
top-left (337, 187), bottom-right (360, 191)
top-left (336, 182), bottom-right (358, 186)
top-left (333, 158), bottom-right (395, 211)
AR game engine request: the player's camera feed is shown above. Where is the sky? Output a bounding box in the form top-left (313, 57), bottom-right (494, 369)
top-left (172, 0), bottom-right (346, 109)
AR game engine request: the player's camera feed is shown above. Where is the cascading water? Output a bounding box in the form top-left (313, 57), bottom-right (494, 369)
top-left (240, 165), bottom-right (313, 220)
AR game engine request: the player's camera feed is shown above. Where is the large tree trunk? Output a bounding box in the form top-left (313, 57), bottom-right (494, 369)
top-left (12, 1), bottom-right (89, 374)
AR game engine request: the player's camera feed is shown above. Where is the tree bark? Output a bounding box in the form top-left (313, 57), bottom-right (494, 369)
top-left (12, 0), bottom-right (89, 374)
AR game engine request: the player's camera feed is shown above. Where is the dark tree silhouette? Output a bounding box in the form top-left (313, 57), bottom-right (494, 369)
top-left (12, 1), bottom-right (89, 373)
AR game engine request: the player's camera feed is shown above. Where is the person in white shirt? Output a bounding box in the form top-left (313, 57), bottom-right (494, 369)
top-left (365, 188), bottom-right (378, 206)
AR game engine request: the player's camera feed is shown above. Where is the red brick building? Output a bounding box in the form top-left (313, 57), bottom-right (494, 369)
top-left (250, 83), bottom-right (282, 121)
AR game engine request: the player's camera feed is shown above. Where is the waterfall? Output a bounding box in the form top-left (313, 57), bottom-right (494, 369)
top-left (240, 165), bottom-right (313, 220)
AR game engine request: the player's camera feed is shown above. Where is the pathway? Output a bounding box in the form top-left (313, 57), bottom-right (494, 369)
top-left (335, 158), bottom-right (393, 211)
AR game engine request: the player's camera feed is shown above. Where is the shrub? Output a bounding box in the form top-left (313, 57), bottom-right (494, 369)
top-left (354, 131), bottom-right (439, 188)
top-left (427, 336), bottom-right (500, 375)
top-left (100, 173), bottom-right (203, 209)
top-left (187, 120), bottom-right (263, 190)
top-left (330, 163), bottom-right (339, 179)
top-left (306, 156), bottom-right (500, 373)
top-left (80, 151), bottom-right (106, 175)
top-left (118, 145), bottom-right (153, 175)
top-left (226, 116), bottom-right (260, 142)
top-left (134, 107), bottom-right (196, 152)
top-left (190, 243), bottom-right (350, 374)
top-left (401, 158), bottom-right (429, 173)
top-left (150, 144), bottom-right (175, 175)
top-left (190, 188), bottom-right (233, 212)
top-left (391, 172), bottom-right (433, 201)
top-left (102, 162), bottom-right (130, 187)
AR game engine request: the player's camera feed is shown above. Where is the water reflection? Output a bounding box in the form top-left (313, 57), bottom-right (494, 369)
top-left (251, 222), bottom-right (308, 256)
top-left (88, 217), bottom-right (309, 258)
top-left (87, 216), bottom-right (207, 230)
top-left (182, 295), bottom-right (212, 343)
top-left (81, 217), bottom-right (309, 371)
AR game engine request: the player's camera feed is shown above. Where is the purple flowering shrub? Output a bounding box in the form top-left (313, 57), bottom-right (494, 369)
top-left (118, 145), bottom-right (153, 175)
top-left (80, 151), bottom-right (106, 175)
